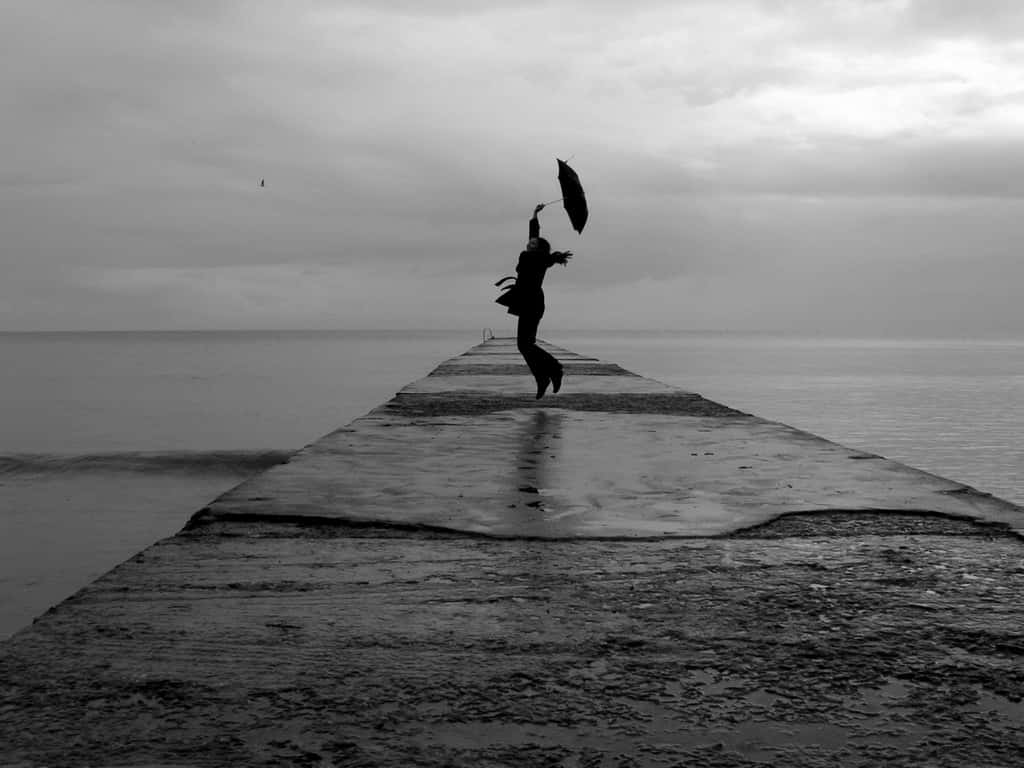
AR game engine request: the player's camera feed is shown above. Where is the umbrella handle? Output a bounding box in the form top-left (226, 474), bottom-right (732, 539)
top-left (540, 197), bottom-right (563, 207)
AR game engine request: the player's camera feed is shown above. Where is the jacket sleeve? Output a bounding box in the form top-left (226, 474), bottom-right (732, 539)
top-left (529, 214), bottom-right (540, 240)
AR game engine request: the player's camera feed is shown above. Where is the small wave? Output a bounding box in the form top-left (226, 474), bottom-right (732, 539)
top-left (0, 450), bottom-right (293, 477)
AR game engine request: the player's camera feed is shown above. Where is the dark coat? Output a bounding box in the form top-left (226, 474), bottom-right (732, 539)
top-left (515, 215), bottom-right (558, 315)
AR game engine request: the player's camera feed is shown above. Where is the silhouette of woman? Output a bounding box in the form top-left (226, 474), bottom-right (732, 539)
top-left (516, 203), bottom-right (572, 399)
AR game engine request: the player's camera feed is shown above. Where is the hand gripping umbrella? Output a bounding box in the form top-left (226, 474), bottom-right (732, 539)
top-left (542, 158), bottom-right (588, 234)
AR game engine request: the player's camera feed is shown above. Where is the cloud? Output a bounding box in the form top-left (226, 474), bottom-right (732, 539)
top-left (904, 0), bottom-right (1024, 40)
top-left (707, 136), bottom-right (1024, 198)
top-left (70, 261), bottom-right (497, 330)
top-left (6, 0), bottom-right (1024, 332)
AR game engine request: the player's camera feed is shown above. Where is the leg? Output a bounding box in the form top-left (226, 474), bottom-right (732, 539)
top-left (517, 311), bottom-right (553, 398)
top-left (523, 313), bottom-right (562, 384)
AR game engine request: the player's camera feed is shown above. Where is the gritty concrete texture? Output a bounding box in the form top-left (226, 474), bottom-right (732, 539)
top-left (2, 338), bottom-right (1024, 767)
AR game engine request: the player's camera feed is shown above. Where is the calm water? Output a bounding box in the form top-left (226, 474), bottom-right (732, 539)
top-left (560, 331), bottom-right (1024, 507)
top-left (1, 329), bottom-right (1022, 637)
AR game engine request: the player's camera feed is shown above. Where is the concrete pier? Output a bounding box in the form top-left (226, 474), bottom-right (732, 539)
top-left (3, 338), bottom-right (1024, 766)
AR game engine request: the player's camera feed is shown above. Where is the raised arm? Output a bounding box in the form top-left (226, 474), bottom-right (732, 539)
top-left (530, 203), bottom-right (543, 240)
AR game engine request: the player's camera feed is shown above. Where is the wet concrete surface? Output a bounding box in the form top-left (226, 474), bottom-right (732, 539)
top-left (2, 339), bottom-right (1024, 766)
top-left (190, 338), bottom-right (1024, 538)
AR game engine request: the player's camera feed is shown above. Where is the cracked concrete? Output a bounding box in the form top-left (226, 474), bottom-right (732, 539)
top-left (2, 338), bottom-right (1023, 766)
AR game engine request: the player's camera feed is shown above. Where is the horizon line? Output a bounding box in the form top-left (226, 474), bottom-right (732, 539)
top-left (1, 328), bottom-right (1023, 341)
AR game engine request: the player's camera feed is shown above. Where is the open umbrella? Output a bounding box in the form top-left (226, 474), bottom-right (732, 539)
top-left (546, 159), bottom-right (588, 234)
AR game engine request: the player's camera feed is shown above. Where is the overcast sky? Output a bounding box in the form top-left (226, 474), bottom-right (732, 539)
top-left (4, 0), bottom-right (1024, 334)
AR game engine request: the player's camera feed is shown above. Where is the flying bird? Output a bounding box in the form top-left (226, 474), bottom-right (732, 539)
top-left (259, 178), bottom-right (265, 188)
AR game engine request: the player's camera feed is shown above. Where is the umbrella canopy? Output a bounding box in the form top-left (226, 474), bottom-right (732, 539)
top-left (556, 159), bottom-right (588, 234)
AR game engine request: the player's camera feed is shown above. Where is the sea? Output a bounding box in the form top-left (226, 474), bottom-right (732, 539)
top-left (1, 329), bottom-right (1022, 638)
